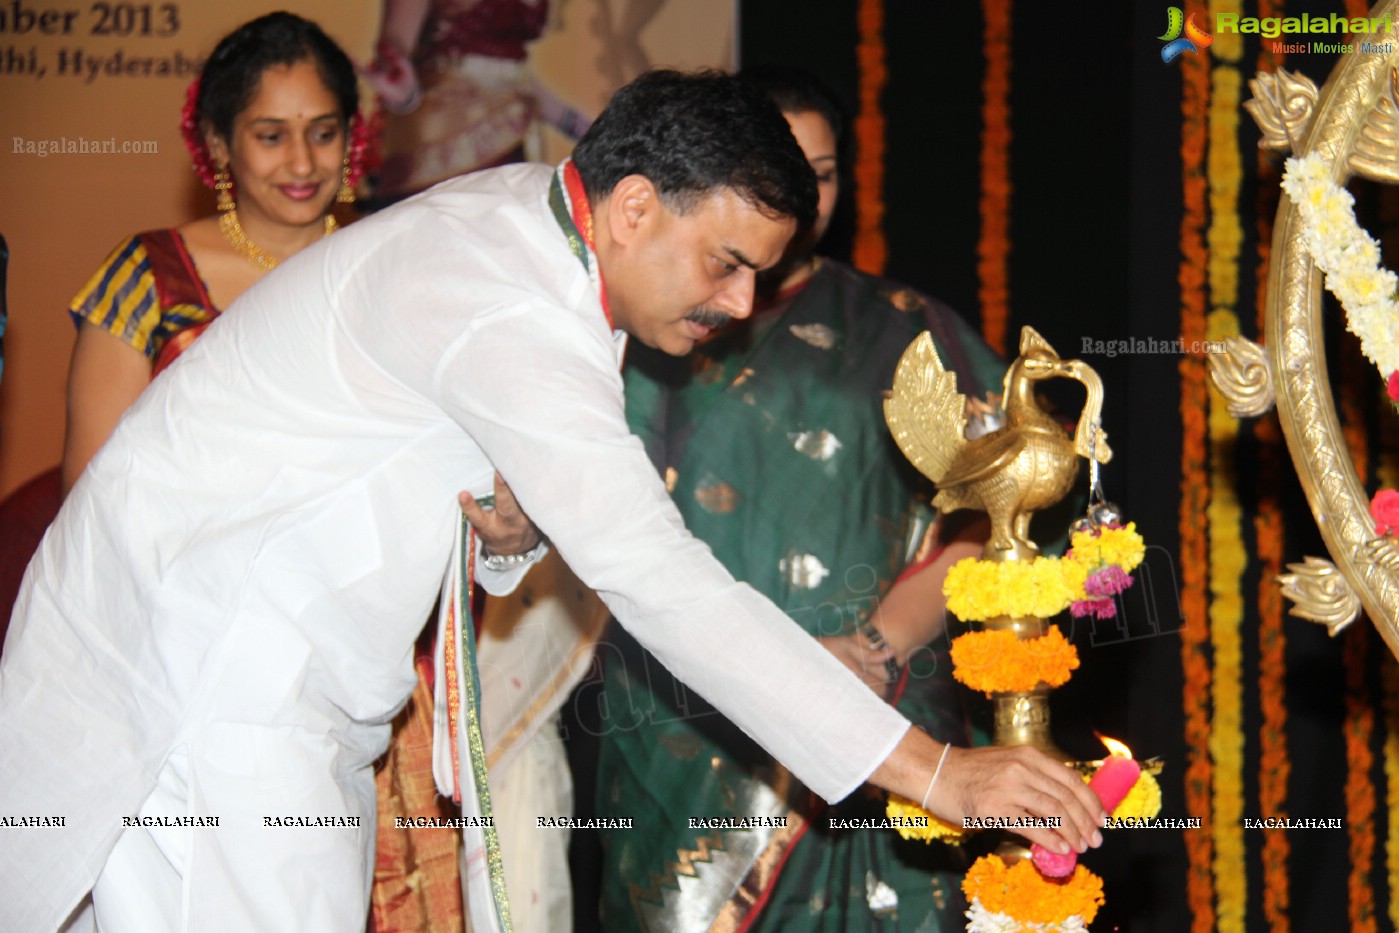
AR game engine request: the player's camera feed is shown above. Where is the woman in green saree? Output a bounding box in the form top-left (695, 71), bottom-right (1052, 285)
top-left (592, 69), bottom-right (1007, 932)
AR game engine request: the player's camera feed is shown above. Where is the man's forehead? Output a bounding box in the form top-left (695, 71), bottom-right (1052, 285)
top-left (691, 194), bottom-right (793, 260)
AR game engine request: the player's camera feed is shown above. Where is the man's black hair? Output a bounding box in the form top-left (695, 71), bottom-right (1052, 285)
top-left (571, 69), bottom-right (817, 227)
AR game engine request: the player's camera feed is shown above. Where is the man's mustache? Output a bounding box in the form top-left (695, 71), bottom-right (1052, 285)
top-left (684, 308), bottom-right (733, 329)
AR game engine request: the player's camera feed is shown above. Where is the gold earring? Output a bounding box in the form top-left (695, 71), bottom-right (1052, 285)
top-left (215, 169), bottom-right (234, 212)
top-left (336, 157), bottom-right (355, 204)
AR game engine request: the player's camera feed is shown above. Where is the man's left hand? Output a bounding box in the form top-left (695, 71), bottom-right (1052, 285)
top-left (459, 472), bottom-right (542, 556)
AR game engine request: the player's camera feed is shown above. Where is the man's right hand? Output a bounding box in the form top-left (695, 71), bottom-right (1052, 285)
top-left (931, 744), bottom-right (1106, 853)
top-left (870, 729), bottom-right (1105, 856)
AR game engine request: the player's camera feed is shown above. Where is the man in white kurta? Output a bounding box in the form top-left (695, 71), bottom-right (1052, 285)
top-left (0, 71), bottom-right (1101, 933)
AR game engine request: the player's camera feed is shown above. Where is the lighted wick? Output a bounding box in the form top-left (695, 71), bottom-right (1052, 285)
top-left (1031, 736), bottom-right (1140, 878)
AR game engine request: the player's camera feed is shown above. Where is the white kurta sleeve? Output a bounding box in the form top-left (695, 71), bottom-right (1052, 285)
top-left (432, 304), bottom-right (911, 803)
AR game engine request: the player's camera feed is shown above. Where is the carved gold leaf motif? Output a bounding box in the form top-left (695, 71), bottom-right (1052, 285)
top-left (1208, 335), bottom-right (1276, 418)
top-left (1278, 557), bottom-right (1362, 636)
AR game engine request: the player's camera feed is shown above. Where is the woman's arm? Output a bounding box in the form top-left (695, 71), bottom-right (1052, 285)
top-left (819, 515), bottom-right (988, 695)
top-left (61, 322), bottom-right (151, 495)
top-left (875, 514), bottom-right (989, 663)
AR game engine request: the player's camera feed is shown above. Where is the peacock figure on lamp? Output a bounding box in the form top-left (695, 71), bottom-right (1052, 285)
top-left (885, 325), bottom-right (1112, 564)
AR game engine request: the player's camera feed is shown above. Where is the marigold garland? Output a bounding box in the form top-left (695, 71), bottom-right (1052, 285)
top-left (853, 0), bottom-right (887, 275)
top-left (1206, 25), bottom-right (1247, 927)
top-left (1178, 22), bottom-right (1215, 932)
top-left (884, 793), bottom-right (965, 843)
top-left (944, 557), bottom-right (1080, 623)
top-left (962, 855), bottom-right (1104, 929)
top-left (942, 524), bottom-right (1145, 623)
top-left (1253, 13), bottom-right (1291, 920)
top-left (950, 627), bottom-right (1079, 695)
top-left (1382, 658), bottom-right (1399, 933)
top-left (1257, 418), bottom-right (1292, 933)
top-left (1069, 523), bottom-right (1146, 568)
top-left (1345, 625), bottom-right (1378, 933)
top-left (977, 0), bottom-right (1012, 356)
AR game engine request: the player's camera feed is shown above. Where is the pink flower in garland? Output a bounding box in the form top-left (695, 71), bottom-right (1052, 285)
top-left (1071, 598), bottom-right (1117, 620)
top-left (1388, 370), bottom-right (1399, 402)
top-left (1085, 565), bottom-right (1134, 598)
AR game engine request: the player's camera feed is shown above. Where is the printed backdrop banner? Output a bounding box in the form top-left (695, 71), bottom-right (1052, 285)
top-left (0, 0), bottom-right (735, 499)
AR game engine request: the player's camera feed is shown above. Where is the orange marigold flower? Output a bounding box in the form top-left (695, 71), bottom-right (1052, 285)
top-left (963, 854), bottom-right (1105, 926)
top-left (950, 628), bottom-right (1079, 694)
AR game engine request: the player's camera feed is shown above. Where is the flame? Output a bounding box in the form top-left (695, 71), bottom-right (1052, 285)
top-left (1097, 733), bottom-right (1134, 759)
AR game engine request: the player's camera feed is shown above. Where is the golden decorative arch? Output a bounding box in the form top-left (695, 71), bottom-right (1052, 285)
top-left (1215, 4), bottom-right (1399, 651)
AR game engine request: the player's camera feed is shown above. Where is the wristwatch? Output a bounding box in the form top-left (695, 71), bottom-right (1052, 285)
top-left (864, 625), bottom-right (903, 682)
top-left (480, 541), bottom-right (547, 571)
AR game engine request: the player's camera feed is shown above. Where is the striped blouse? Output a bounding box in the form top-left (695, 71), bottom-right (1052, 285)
top-left (69, 231), bottom-right (217, 360)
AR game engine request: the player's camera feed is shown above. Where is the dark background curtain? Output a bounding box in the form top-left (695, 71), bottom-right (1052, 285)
top-left (739, 2), bottom-right (1377, 930)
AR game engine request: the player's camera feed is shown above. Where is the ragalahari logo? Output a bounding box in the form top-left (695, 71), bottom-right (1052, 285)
top-left (1160, 6), bottom-right (1215, 62)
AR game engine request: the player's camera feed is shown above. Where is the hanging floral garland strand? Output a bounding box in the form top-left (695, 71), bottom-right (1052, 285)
top-left (977, 0), bottom-right (1012, 356)
top-left (1178, 16), bottom-right (1215, 931)
top-left (1383, 660), bottom-right (1399, 932)
top-left (1252, 8), bottom-right (1290, 927)
top-left (1346, 625), bottom-right (1378, 933)
top-left (853, 0), bottom-right (887, 276)
top-left (1205, 14), bottom-right (1247, 929)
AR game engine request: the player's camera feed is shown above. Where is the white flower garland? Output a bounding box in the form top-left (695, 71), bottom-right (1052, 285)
top-left (1280, 152), bottom-right (1399, 376)
top-left (965, 900), bottom-right (1090, 933)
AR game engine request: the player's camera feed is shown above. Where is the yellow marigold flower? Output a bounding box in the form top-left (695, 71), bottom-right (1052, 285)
top-left (1069, 523), bottom-right (1145, 572)
top-left (1112, 771), bottom-right (1162, 820)
top-left (884, 794), bottom-right (965, 844)
top-left (944, 557), bottom-right (1080, 622)
top-left (1060, 556), bottom-right (1090, 595)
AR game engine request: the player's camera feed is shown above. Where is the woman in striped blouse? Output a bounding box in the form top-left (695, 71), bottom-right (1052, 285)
top-left (61, 12), bottom-right (366, 494)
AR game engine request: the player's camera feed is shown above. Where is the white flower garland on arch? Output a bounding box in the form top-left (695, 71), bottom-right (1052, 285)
top-left (1280, 153), bottom-right (1399, 379)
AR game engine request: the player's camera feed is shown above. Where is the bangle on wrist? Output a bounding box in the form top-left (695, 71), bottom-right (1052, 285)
top-left (481, 541), bottom-right (545, 571)
top-left (921, 743), bottom-right (952, 811)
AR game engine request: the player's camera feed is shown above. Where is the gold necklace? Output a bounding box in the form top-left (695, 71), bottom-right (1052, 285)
top-left (219, 210), bottom-right (338, 271)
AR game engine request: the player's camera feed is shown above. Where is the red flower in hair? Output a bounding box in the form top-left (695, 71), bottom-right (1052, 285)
top-left (181, 74), bottom-right (380, 194)
top-left (346, 109), bottom-right (382, 187)
top-left (180, 76), bottom-right (218, 188)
